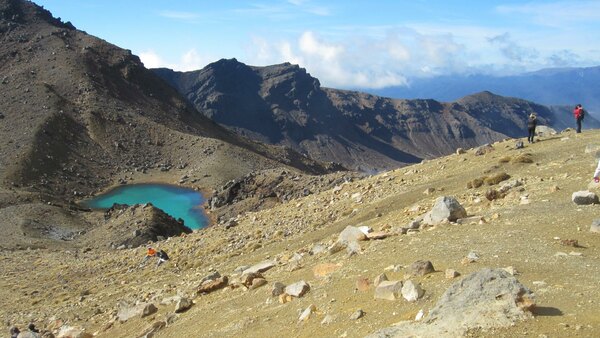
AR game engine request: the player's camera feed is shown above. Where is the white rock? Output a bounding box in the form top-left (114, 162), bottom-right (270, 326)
top-left (402, 280), bottom-right (424, 302)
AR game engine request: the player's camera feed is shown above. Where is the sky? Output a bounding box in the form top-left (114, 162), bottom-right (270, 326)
top-left (35, 0), bottom-right (600, 89)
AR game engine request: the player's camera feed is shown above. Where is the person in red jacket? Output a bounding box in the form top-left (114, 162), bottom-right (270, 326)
top-left (574, 104), bottom-right (585, 133)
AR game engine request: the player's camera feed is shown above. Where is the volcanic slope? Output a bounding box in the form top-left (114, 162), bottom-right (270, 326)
top-left (155, 59), bottom-right (566, 172)
top-left (0, 0), bottom-right (339, 249)
top-left (3, 129), bottom-right (600, 337)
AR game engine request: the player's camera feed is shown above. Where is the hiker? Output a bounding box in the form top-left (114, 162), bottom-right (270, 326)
top-left (574, 104), bottom-right (585, 133)
top-left (156, 249), bottom-right (169, 267)
top-left (527, 113), bottom-right (537, 143)
top-left (141, 246), bottom-right (157, 266)
top-left (9, 326), bottom-right (19, 338)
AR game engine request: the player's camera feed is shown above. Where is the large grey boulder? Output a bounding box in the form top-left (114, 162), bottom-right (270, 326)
top-left (367, 268), bottom-right (535, 338)
top-left (423, 196), bottom-right (467, 225)
top-left (572, 191), bottom-right (599, 205)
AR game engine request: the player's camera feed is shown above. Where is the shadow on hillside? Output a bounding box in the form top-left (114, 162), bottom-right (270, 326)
top-left (533, 306), bottom-right (563, 317)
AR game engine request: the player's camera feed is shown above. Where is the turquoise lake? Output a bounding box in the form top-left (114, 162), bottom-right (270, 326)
top-left (82, 184), bottom-right (208, 229)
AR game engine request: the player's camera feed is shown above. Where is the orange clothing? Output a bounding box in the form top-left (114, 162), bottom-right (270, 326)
top-left (146, 248), bottom-right (157, 257)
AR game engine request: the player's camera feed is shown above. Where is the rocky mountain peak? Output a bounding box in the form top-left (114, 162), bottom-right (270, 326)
top-left (0, 0), bottom-right (75, 29)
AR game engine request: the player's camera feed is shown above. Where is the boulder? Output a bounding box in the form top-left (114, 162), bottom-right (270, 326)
top-left (572, 191), bottom-right (599, 205)
top-left (338, 226), bottom-right (368, 242)
top-left (374, 280), bottom-right (403, 300)
top-left (423, 196), bottom-right (467, 225)
top-left (401, 280), bottom-right (424, 302)
top-left (407, 260), bottom-right (435, 276)
top-left (285, 281), bottom-right (310, 297)
top-left (366, 268), bottom-right (535, 338)
top-left (117, 302), bottom-right (150, 322)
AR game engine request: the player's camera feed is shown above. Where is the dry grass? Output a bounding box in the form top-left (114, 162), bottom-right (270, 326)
top-left (484, 172), bottom-right (511, 185)
top-left (511, 153), bottom-right (534, 163)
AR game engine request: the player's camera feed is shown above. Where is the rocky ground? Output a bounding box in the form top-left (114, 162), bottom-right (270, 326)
top-left (3, 128), bottom-right (600, 337)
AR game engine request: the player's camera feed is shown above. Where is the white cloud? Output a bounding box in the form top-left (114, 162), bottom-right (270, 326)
top-left (138, 50), bottom-right (164, 69)
top-left (138, 49), bottom-right (211, 71)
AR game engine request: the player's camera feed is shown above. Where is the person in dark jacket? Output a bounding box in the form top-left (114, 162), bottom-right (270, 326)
top-left (527, 113), bottom-right (537, 143)
top-left (574, 104), bottom-right (585, 133)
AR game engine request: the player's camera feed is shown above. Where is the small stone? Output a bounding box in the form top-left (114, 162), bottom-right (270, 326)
top-left (374, 280), bottom-right (403, 300)
top-left (141, 303), bottom-right (158, 318)
top-left (250, 278), bottom-right (268, 290)
top-left (407, 260), bottom-right (435, 276)
top-left (401, 280), bottom-right (424, 302)
top-left (321, 314), bottom-right (336, 325)
top-left (373, 273), bottom-right (388, 287)
top-left (271, 282), bottom-right (286, 297)
top-left (278, 293), bottom-right (293, 304)
top-left (174, 297), bottom-right (193, 313)
top-left (349, 309), bottom-right (365, 320)
top-left (503, 266), bottom-right (519, 276)
top-left (423, 187), bottom-right (435, 195)
top-left (445, 269), bottom-right (460, 279)
top-left (299, 304), bottom-right (317, 322)
top-left (590, 219), bottom-right (600, 233)
top-left (285, 281), bottom-right (310, 297)
top-left (366, 231), bottom-right (389, 240)
top-left (198, 276), bottom-right (228, 294)
top-left (415, 309), bottom-right (425, 321)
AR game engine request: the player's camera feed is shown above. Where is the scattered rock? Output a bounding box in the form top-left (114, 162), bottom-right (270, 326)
top-left (503, 266), bottom-right (519, 276)
top-left (138, 321), bottom-right (166, 338)
top-left (242, 260), bottom-right (276, 275)
top-left (571, 191), bottom-right (599, 205)
top-left (402, 280), bottom-right (424, 302)
top-left (456, 148), bottom-right (466, 155)
top-left (321, 314), bottom-right (336, 325)
top-left (560, 239), bottom-right (580, 247)
top-left (338, 225), bottom-right (368, 242)
top-left (474, 144), bottom-right (494, 156)
top-left (56, 326), bottom-right (93, 338)
top-left (590, 219), bottom-right (600, 233)
top-left (141, 303), bottom-right (158, 318)
top-left (407, 260), bottom-right (435, 276)
top-left (373, 273), bottom-right (388, 287)
top-left (423, 187), bottom-right (435, 195)
top-left (174, 297), bottom-right (193, 313)
top-left (271, 282), bottom-right (286, 297)
top-left (445, 269), bottom-right (460, 279)
top-left (198, 276), bottom-right (228, 294)
top-left (423, 196), bottom-right (467, 225)
top-left (285, 281), bottom-right (310, 297)
top-left (349, 309), bottom-right (365, 320)
top-left (515, 140), bottom-right (524, 149)
top-left (374, 280), bottom-right (403, 300)
top-left (250, 277), bottom-right (267, 290)
top-left (366, 231), bottom-right (389, 240)
top-left (299, 304), bottom-right (317, 322)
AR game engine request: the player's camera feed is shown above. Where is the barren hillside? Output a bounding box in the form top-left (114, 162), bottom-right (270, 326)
top-left (3, 129), bottom-right (600, 337)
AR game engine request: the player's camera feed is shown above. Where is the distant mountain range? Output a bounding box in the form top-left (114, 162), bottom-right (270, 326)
top-left (364, 66), bottom-right (600, 115)
top-left (154, 60), bottom-right (599, 172)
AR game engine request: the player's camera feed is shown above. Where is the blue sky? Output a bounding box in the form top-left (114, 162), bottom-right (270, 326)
top-left (35, 0), bottom-right (600, 89)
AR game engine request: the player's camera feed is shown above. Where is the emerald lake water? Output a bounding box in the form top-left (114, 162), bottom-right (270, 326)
top-left (82, 184), bottom-right (208, 229)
